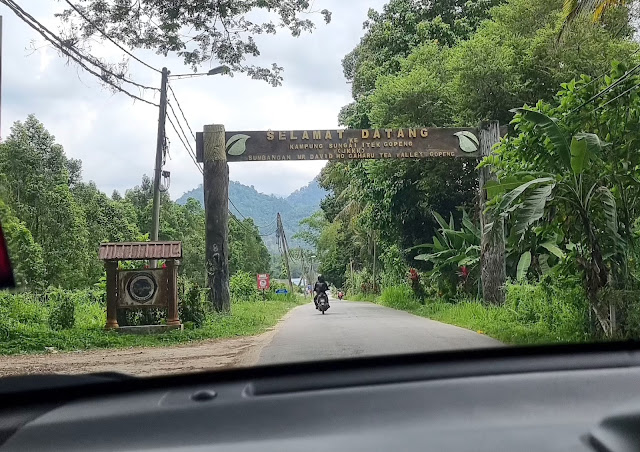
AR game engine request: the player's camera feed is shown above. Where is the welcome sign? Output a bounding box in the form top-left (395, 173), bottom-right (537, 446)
top-left (196, 128), bottom-right (481, 162)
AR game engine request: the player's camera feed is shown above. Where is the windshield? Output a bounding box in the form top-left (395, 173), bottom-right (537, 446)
top-left (1, 0), bottom-right (638, 377)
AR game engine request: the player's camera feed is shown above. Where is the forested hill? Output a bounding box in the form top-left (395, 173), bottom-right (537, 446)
top-left (176, 179), bottom-right (327, 251)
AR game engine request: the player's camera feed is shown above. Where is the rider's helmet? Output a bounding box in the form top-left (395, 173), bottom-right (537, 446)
top-left (317, 275), bottom-right (325, 283)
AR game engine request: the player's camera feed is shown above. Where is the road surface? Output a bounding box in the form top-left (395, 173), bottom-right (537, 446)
top-left (258, 297), bottom-right (502, 365)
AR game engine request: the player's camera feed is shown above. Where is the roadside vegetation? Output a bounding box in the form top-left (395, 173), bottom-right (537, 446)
top-left (297, 0), bottom-right (640, 344)
top-left (0, 114), bottom-right (294, 355)
top-left (0, 273), bottom-right (302, 355)
top-left (349, 282), bottom-right (592, 345)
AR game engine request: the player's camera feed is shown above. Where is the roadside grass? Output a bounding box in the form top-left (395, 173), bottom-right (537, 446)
top-left (350, 284), bottom-right (594, 346)
top-left (0, 293), bottom-right (304, 355)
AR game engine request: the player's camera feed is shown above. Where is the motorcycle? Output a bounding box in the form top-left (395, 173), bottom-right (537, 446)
top-left (317, 291), bottom-right (330, 314)
top-left (338, 291), bottom-right (344, 300)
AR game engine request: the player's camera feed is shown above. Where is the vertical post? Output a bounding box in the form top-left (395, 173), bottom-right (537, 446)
top-left (166, 259), bottom-right (180, 325)
top-left (203, 124), bottom-right (230, 312)
top-left (350, 259), bottom-right (354, 287)
top-left (277, 213), bottom-right (294, 293)
top-left (479, 120), bottom-right (506, 304)
top-left (150, 67), bottom-right (169, 268)
top-left (104, 261), bottom-right (119, 329)
top-left (372, 231), bottom-right (376, 293)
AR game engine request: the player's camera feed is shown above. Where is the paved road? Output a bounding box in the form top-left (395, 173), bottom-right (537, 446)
top-left (258, 297), bottom-right (502, 365)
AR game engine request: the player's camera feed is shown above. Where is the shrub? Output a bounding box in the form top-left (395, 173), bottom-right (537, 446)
top-left (379, 245), bottom-right (407, 288)
top-left (504, 279), bottom-right (590, 342)
top-left (48, 290), bottom-right (75, 330)
top-left (180, 283), bottom-right (208, 328)
top-left (379, 285), bottom-right (419, 310)
top-left (0, 291), bottom-right (47, 325)
top-left (230, 271), bottom-right (258, 301)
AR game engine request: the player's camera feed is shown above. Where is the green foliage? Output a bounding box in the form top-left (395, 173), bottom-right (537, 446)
top-left (485, 72), bottom-right (640, 334)
top-left (0, 115), bottom-right (271, 291)
top-left (229, 216), bottom-right (271, 276)
top-left (379, 245), bottom-right (408, 289)
top-left (368, 281), bottom-right (593, 344)
top-left (0, 288), bottom-right (304, 355)
top-left (379, 285), bottom-right (417, 311)
top-left (179, 280), bottom-right (209, 328)
top-left (47, 290), bottom-right (76, 331)
top-left (57, 0), bottom-right (331, 87)
top-left (0, 200), bottom-right (45, 289)
top-left (341, 0), bottom-right (501, 128)
top-left (413, 210), bottom-right (481, 297)
top-left (230, 271), bottom-right (258, 301)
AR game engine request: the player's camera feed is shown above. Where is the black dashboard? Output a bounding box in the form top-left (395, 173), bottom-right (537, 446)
top-left (1, 343), bottom-right (640, 452)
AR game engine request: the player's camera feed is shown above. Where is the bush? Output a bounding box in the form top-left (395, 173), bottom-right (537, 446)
top-left (179, 283), bottom-right (208, 328)
top-left (504, 279), bottom-right (590, 342)
top-left (0, 291), bottom-right (47, 325)
top-left (379, 285), bottom-right (419, 310)
top-left (48, 290), bottom-right (75, 330)
top-left (230, 271), bottom-right (258, 301)
top-left (379, 245), bottom-right (407, 288)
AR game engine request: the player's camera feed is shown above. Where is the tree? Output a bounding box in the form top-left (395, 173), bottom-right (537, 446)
top-left (56, 0), bottom-right (331, 86)
top-left (482, 60), bottom-right (640, 335)
top-left (0, 116), bottom-right (90, 288)
top-left (293, 211), bottom-right (326, 249)
top-left (368, 0), bottom-right (637, 126)
top-left (229, 217), bottom-right (270, 276)
top-left (561, 0), bottom-right (632, 36)
top-left (72, 182), bottom-right (142, 282)
top-left (0, 199), bottom-right (45, 289)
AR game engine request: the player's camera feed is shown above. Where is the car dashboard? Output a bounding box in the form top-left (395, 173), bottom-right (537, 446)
top-left (1, 343), bottom-right (640, 452)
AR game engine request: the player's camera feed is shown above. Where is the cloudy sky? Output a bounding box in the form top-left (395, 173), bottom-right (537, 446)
top-left (1, 0), bottom-right (387, 199)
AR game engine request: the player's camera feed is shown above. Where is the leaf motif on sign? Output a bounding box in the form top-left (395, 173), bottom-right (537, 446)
top-left (226, 134), bottom-right (251, 156)
top-left (454, 131), bottom-right (479, 153)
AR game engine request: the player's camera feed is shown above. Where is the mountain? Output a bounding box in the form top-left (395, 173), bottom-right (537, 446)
top-left (176, 179), bottom-right (327, 252)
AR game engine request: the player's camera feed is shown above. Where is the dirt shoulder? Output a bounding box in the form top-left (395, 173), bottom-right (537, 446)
top-left (0, 306), bottom-right (303, 377)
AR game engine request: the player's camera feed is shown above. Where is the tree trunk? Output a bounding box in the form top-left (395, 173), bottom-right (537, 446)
top-left (203, 124), bottom-right (230, 312)
top-left (479, 121), bottom-right (506, 304)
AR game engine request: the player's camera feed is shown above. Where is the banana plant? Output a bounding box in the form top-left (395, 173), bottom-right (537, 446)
top-left (409, 210), bottom-right (481, 295)
top-left (484, 108), bottom-right (624, 334)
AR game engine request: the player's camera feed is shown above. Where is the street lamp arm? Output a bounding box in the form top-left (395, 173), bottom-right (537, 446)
top-left (168, 65), bottom-right (230, 79)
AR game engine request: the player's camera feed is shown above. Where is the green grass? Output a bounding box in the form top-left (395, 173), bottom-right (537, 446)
top-left (346, 292), bottom-right (378, 302)
top-left (0, 294), bottom-right (305, 355)
top-left (351, 284), bottom-right (594, 346)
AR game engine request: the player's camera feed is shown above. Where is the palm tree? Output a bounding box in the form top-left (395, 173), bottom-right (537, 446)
top-left (560, 0), bottom-right (629, 37)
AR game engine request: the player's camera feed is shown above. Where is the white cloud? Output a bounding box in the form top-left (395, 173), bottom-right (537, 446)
top-left (0, 0), bottom-right (386, 199)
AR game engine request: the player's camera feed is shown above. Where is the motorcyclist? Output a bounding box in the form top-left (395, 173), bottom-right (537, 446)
top-left (313, 275), bottom-right (329, 309)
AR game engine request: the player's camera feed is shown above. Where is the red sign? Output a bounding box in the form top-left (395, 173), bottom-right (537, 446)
top-left (257, 273), bottom-right (270, 290)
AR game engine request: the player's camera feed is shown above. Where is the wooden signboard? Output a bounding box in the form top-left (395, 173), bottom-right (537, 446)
top-left (196, 128), bottom-right (481, 163)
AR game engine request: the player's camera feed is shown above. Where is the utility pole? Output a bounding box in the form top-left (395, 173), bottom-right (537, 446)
top-left (276, 213), bottom-right (294, 293)
top-left (372, 231), bottom-right (377, 293)
top-left (150, 67), bottom-right (169, 267)
top-left (203, 124), bottom-right (230, 312)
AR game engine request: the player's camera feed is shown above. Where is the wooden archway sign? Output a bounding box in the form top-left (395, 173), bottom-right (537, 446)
top-left (196, 123), bottom-right (505, 311)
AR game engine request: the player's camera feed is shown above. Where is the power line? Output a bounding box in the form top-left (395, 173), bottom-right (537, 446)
top-left (2, 0), bottom-right (159, 106)
top-left (571, 61), bottom-right (640, 113)
top-left (166, 86), bottom-right (278, 233)
top-left (166, 100), bottom-right (198, 159)
top-left (166, 113), bottom-right (202, 174)
top-left (168, 85), bottom-right (197, 140)
top-left (230, 213), bottom-right (276, 237)
top-left (63, 0), bottom-right (161, 74)
top-left (592, 81), bottom-right (640, 113)
top-left (165, 84), bottom-right (278, 236)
